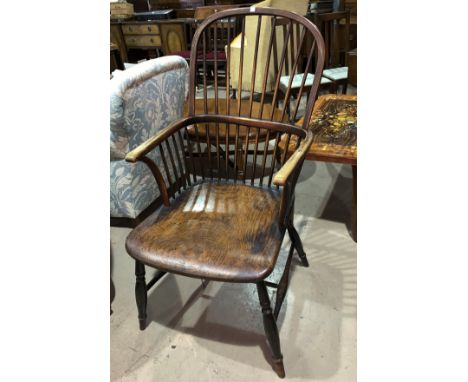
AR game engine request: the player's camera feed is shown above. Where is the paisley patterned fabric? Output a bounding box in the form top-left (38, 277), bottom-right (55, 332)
top-left (110, 56), bottom-right (189, 218)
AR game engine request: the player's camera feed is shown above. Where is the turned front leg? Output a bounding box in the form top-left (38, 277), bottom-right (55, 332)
top-left (256, 281), bottom-right (285, 378)
top-left (135, 260), bottom-right (147, 330)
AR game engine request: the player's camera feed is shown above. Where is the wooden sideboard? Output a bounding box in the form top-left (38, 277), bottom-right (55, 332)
top-left (111, 19), bottom-right (194, 62)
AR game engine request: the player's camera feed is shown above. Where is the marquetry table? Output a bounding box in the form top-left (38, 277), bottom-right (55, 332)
top-left (280, 94), bottom-right (357, 241)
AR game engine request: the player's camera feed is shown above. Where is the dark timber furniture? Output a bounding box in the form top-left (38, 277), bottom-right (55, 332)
top-left (110, 19), bottom-right (195, 61)
top-left (124, 8), bottom-right (325, 378)
top-left (110, 43), bottom-right (125, 73)
top-left (280, 94), bottom-right (357, 241)
top-left (347, 47), bottom-right (356, 86)
top-left (316, 11), bottom-right (351, 93)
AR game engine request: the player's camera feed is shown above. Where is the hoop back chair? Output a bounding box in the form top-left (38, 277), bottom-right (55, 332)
top-left (125, 7), bottom-right (325, 378)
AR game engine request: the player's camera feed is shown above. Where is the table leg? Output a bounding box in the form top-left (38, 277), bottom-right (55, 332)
top-left (352, 165), bottom-right (357, 242)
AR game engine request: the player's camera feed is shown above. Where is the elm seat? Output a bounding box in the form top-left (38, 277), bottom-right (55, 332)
top-left (126, 181), bottom-right (283, 282)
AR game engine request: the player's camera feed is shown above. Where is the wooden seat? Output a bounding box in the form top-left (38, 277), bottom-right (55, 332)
top-left (126, 181), bottom-right (283, 282)
top-left (123, 8), bottom-right (325, 378)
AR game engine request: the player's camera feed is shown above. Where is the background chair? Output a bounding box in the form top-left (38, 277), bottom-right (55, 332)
top-left (124, 8), bottom-right (325, 378)
top-left (173, 4), bottom-right (239, 60)
top-left (316, 10), bottom-right (350, 93)
top-left (110, 56), bottom-right (189, 228)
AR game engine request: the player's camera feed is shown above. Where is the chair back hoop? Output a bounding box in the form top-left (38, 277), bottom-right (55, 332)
top-left (188, 7), bottom-right (325, 130)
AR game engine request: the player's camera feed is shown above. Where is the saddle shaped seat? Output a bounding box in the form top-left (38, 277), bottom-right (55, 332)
top-left (126, 181), bottom-right (283, 282)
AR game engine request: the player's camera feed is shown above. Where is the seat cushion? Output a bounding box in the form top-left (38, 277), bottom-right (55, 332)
top-left (173, 50), bottom-right (193, 59)
top-left (174, 50), bottom-right (227, 61)
top-left (322, 67), bottom-right (348, 81)
top-left (279, 72), bottom-right (332, 92)
top-left (126, 181), bottom-right (284, 282)
top-left (202, 51), bottom-right (227, 60)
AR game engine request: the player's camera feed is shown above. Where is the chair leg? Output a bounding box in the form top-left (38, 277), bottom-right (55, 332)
top-left (342, 80), bottom-right (348, 94)
top-left (273, 243), bottom-right (294, 319)
top-left (287, 222), bottom-right (309, 267)
top-left (135, 260), bottom-right (147, 330)
top-left (351, 165), bottom-right (357, 242)
top-left (257, 281), bottom-right (285, 378)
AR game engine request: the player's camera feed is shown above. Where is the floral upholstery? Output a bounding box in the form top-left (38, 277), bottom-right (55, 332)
top-left (110, 56), bottom-right (189, 219)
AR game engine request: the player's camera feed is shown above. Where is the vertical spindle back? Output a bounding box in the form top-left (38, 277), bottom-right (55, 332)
top-left (146, 8), bottom-right (325, 198)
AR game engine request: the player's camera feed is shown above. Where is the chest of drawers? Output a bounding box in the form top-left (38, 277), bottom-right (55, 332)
top-left (111, 19), bottom-right (193, 60)
top-left (122, 22), bottom-right (163, 49)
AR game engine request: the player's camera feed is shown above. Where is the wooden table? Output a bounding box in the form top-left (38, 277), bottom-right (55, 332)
top-left (281, 94), bottom-right (357, 241)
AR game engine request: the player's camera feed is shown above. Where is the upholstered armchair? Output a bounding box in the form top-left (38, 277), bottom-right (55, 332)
top-left (110, 56), bottom-right (189, 226)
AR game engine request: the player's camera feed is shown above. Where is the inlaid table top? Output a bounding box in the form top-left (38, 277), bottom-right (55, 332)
top-left (281, 94), bottom-right (357, 165)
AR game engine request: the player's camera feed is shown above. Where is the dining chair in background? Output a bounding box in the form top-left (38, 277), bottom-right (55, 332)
top-left (316, 10), bottom-right (351, 93)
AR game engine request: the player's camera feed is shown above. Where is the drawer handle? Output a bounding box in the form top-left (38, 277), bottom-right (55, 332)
top-left (148, 26), bottom-right (151, 32)
top-left (128, 27), bottom-right (132, 32)
top-left (150, 38), bottom-right (154, 43)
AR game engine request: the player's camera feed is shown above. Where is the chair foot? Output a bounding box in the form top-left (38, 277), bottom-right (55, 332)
top-left (257, 281), bottom-right (285, 378)
top-left (135, 260), bottom-right (147, 331)
top-left (272, 359), bottom-right (286, 379)
top-left (287, 222), bottom-right (309, 267)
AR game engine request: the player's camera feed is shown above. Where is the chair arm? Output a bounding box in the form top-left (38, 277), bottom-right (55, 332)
top-left (125, 117), bottom-right (194, 163)
top-left (273, 133), bottom-right (313, 187)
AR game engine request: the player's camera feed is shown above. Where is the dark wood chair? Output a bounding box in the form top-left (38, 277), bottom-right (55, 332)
top-left (172, 4), bottom-right (240, 62)
top-left (275, 17), bottom-right (333, 121)
top-left (316, 10), bottom-right (350, 93)
top-left (124, 7), bottom-right (325, 378)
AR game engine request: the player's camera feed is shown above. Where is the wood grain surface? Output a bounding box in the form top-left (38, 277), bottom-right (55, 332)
top-left (126, 181), bottom-right (283, 282)
top-left (280, 94), bottom-right (357, 164)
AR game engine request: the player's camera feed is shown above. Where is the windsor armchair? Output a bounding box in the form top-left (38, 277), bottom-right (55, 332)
top-left (124, 7), bottom-right (325, 378)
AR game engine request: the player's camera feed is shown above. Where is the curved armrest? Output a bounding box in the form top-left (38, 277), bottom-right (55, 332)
top-left (125, 117), bottom-right (195, 163)
top-left (273, 134), bottom-right (313, 187)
